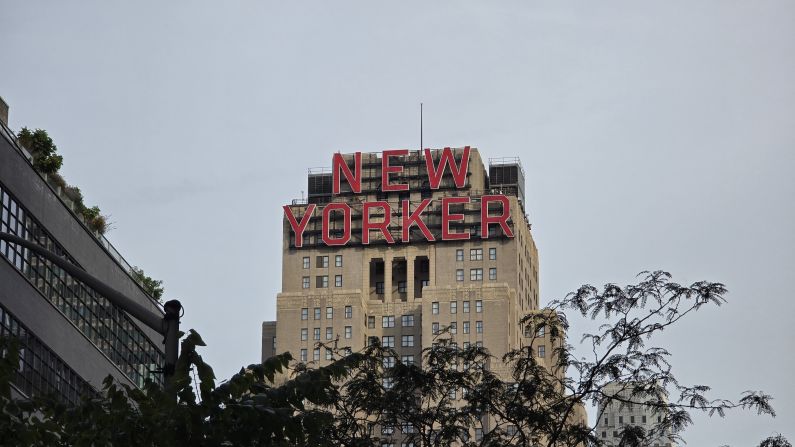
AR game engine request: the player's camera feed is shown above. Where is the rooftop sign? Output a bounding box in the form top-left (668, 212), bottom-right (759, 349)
top-left (284, 148), bottom-right (514, 247)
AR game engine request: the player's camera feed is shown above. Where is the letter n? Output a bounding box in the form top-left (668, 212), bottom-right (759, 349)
top-left (332, 152), bottom-right (362, 194)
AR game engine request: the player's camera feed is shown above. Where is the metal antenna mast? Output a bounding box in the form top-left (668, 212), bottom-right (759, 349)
top-left (420, 102), bottom-right (423, 151)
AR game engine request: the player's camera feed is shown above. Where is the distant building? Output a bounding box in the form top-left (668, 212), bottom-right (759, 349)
top-left (0, 99), bottom-right (164, 404)
top-left (263, 147), bottom-right (587, 442)
top-left (596, 381), bottom-right (676, 447)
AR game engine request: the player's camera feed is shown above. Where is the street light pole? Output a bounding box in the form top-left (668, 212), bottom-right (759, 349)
top-left (0, 232), bottom-right (181, 388)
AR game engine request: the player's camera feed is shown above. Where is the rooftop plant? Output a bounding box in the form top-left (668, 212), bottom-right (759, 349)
top-left (130, 266), bottom-right (165, 303)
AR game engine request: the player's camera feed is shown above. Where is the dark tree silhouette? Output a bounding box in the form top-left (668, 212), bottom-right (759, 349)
top-left (0, 271), bottom-right (787, 446)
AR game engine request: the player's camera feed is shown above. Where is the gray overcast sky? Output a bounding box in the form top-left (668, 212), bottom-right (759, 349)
top-left (2, 1), bottom-right (793, 444)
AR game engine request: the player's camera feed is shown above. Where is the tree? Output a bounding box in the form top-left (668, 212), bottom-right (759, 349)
top-left (0, 272), bottom-right (788, 446)
top-left (16, 127), bottom-right (63, 174)
top-left (130, 266), bottom-right (165, 302)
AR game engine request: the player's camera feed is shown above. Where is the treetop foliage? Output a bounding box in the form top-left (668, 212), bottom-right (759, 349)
top-left (0, 271), bottom-right (787, 446)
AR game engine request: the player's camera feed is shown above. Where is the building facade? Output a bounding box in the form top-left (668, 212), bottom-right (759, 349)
top-left (262, 149), bottom-right (540, 376)
top-left (595, 382), bottom-right (676, 447)
top-left (0, 100), bottom-right (164, 404)
top-left (262, 148), bottom-right (589, 441)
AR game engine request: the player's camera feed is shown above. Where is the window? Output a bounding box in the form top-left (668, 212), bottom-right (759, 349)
top-left (507, 425), bottom-right (517, 436)
top-left (300, 349), bottom-right (308, 362)
top-left (376, 282), bottom-right (385, 294)
top-left (314, 307), bottom-right (321, 320)
top-left (401, 423), bottom-right (416, 434)
top-left (450, 322), bottom-right (457, 334)
top-left (368, 316), bottom-right (375, 328)
top-left (476, 321), bottom-right (483, 333)
top-left (448, 388), bottom-right (456, 399)
top-left (368, 336), bottom-right (379, 346)
top-left (382, 377), bottom-right (394, 390)
top-left (450, 301), bottom-right (457, 314)
top-left (421, 279), bottom-right (430, 287)
top-left (313, 328), bottom-right (320, 340)
top-left (325, 327), bottom-right (333, 340)
top-left (536, 326), bottom-right (545, 337)
top-left (475, 428), bottom-right (483, 442)
top-left (401, 314), bottom-right (414, 327)
top-left (317, 275), bottom-right (329, 288)
top-left (344, 305), bottom-right (352, 319)
top-left (455, 249), bottom-right (464, 261)
top-left (325, 348), bottom-right (333, 360)
top-left (432, 322), bottom-right (440, 335)
top-left (463, 321), bottom-right (470, 334)
top-left (489, 247), bottom-right (497, 260)
top-left (401, 335), bottom-right (414, 347)
top-left (326, 307), bottom-right (333, 319)
top-left (476, 341), bottom-right (483, 348)
top-left (401, 355), bottom-right (414, 365)
top-left (489, 268), bottom-right (497, 280)
top-left (432, 302), bottom-right (439, 314)
top-left (382, 315), bottom-right (395, 328)
top-left (470, 248), bottom-right (483, 260)
top-left (301, 308), bottom-right (308, 320)
top-left (397, 281), bottom-right (407, 293)
top-left (456, 269), bottom-right (464, 281)
top-left (631, 416), bottom-right (635, 424)
top-left (344, 326), bottom-right (352, 339)
top-left (383, 356), bottom-right (396, 369)
top-left (302, 257), bottom-right (310, 269)
top-left (335, 275), bottom-right (343, 287)
top-left (619, 416), bottom-right (623, 425)
top-left (538, 345), bottom-right (545, 358)
top-left (602, 431), bottom-right (606, 438)
top-left (475, 300), bottom-right (483, 313)
top-left (317, 256), bottom-right (329, 268)
top-left (335, 255), bottom-right (343, 267)
top-left (470, 268), bottom-right (483, 281)
top-left (302, 276), bottom-right (310, 289)
top-left (462, 301), bottom-right (470, 313)
top-left (300, 328), bottom-right (308, 341)
top-left (382, 425), bottom-right (394, 435)
top-left (313, 348), bottom-right (320, 361)
top-left (642, 416), bottom-right (647, 424)
top-left (382, 336), bottom-right (395, 348)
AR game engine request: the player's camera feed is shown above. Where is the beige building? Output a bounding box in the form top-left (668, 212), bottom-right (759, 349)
top-left (596, 382), bottom-right (676, 447)
top-left (262, 148), bottom-right (586, 441)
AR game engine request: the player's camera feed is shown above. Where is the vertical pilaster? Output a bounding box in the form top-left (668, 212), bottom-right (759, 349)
top-left (406, 255), bottom-right (415, 300)
top-left (384, 255), bottom-right (393, 303)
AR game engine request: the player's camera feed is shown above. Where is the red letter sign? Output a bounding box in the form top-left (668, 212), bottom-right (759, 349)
top-left (481, 195), bottom-right (514, 238)
top-left (283, 204), bottom-right (316, 248)
top-left (381, 149), bottom-right (409, 191)
top-left (441, 197), bottom-right (470, 240)
top-left (322, 203), bottom-right (351, 246)
top-left (402, 199), bottom-right (435, 242)
top-left (362, 201), bottom-right (394, 244)
top-left (425, 147), bottom-right (470, 189)
top-left (332, 152), bottom-right (362, 194)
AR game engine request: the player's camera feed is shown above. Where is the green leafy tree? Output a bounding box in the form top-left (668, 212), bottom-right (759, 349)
top-left (0, 272), bottom-right (788, 446)
top-left (130, 266), bottom-right (165, 302)
top-left (16, 127), bottom-right (63, 174)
